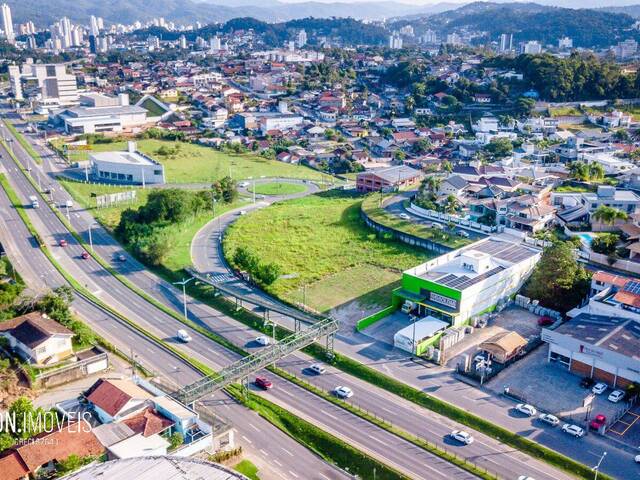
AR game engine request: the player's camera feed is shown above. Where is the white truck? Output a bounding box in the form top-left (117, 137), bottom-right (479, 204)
top-left (29, 195), bottom-right (39, 208)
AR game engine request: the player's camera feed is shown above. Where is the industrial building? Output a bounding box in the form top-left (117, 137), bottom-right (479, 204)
top-left (395, 239), bottom-right (541, 328)
top-left (53, 92), bottom-right (149, 134)
top-left (90, 142), bottom-right (165, 185)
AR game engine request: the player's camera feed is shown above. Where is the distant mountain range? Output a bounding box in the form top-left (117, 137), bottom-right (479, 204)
top-left (392, 2), bottom-right (637, 48)
top-left (4, 0), bottom-right (459, 26)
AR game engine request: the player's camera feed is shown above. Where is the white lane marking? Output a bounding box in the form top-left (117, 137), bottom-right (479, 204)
top-left (318, 474), bottom-right (330, 480)
top-left (248, 423), bottom-right (260, 432)
top-left (318, 409), bottom-right (337, 420)
top-left (273, 459), bottom-right (282, 467)
top-left (241, 435), bottom-right (253, 444)
top-left (368, 435), bottom-right (386, 445)
top-left (288, 471), bottom-right (299, 478)
top-left (259, 448), bottom-right (268, 456)
top-left (281, 447), bottom-right (294, 456)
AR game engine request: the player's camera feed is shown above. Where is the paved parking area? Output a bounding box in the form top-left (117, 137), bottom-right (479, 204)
top-left (607, 403), bottom-right (640, 447)
top-left (486, 346), bottom-right (624, 422)
top-left (362, 311), bottom-right (412, 347)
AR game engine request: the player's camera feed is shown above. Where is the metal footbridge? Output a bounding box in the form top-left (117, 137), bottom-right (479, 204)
top-left (172, 316), bottom-right (338, 404)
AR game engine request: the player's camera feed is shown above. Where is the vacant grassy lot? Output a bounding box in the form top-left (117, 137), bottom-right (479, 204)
top-left (362, 196), bottom-right (473, 249)
top-left (249, 182), bottom-right (307, 196)
top-left (53, 139), bottom-right (326, 183)
top-left (59, 178), bottom-right (243, 272)
top-left (223, 191), bottom-right (431, 312)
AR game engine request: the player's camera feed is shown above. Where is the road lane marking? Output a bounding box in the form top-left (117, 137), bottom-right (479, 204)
top-left (273, 459), bottom-right (282, 467)
top-left (281, 447), bottom-right (293, 456)
top-left (288, 471), bottom-right (299, 478)
top-left (241, 435), bottom-right (253, 444)
top-left (367, 434), bottom-right (386, 445)
top-left (318, 409), bottom-right (337, 420)
top-left (249, 423), bottom-right (260, 432)
top-left (260, 448), bottom-right (268, 456)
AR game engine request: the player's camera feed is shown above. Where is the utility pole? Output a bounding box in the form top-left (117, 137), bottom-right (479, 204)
top-left (593, 451), bottom-right (607, 480)
top-left (173, 277), bottom-right (195, 320)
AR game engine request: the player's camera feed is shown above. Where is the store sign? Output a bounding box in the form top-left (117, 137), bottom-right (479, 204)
top-left (430, 292), bottom-right (457, 309)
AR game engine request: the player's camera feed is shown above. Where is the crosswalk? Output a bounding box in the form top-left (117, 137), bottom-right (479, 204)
top-left (208, 273), bottom-right (236, 284)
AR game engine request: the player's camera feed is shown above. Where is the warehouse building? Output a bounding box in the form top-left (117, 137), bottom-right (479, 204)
top-left (395, 239), bottom-right (541, 327)
top-left (90, 142), bottom-right (165, 185)
top-left (542, 313), bottom-right (640, 388)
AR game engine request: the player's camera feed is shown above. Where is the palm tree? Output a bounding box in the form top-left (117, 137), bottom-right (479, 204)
top-left (422, 175), bottom-right (442, 195)
top-left (588, 162), bottom-right (605, 181)
top-left (443, 194), bottom-right (460, 214)
top-left (591, 205), bottom-right (628, 226)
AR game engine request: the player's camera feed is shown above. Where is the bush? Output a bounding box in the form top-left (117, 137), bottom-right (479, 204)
top-left (591, 233), bottom-right (619, 255)
top-left (169, 432), bottom-right (184, 451)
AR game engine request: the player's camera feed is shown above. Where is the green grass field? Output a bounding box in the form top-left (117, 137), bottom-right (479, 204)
top-left (223, 191), bottom-right (432, 312)
top-left (53, 139), bottom-right (327, 184)
top-left (233, 460), bottom-right (260, 480)
top-left (58, 178), bottom-right (244, 272)
top-left (248, 182), bottom-right (307, 196)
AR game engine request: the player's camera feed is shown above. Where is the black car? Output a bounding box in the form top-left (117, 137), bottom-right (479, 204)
top-left (580, 377), bottom-right (595, 389)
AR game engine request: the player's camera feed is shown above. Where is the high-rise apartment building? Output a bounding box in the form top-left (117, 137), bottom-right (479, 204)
top-left (1, 3), bottom-right (14, 44)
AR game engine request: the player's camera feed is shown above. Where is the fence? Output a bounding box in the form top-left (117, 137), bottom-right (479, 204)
top-left (360, 209), bottom-right (454, 255)
top-left (29, 348), bottom-right (109, 389)
top-left (356, 304), bottom-right (398, 331)
top-left (407, 202), bottom-right (500, 234)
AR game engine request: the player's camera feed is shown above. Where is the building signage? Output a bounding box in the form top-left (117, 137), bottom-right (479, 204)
top-left (96, 190), bottom-right (137, 208)
top-left (429, 292), bottom-right (457, 309)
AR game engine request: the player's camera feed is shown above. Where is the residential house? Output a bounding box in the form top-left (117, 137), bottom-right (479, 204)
top-left (356, 166), bottom-right (422, 192)
top-left (0, 312), bottom-right (74, 365)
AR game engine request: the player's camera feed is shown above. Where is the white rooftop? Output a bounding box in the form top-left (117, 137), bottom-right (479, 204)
top-left (395, 316), bottom-right (448, 340)
top-left (90, 150), bottom-right (157, 166)
top-left (107, 433), bottom-right (169, 459)
top-left (62, 455), bottom-right (249, 480)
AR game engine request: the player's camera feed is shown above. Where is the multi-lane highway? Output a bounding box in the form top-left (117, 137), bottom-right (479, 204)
top-left (3, 112), bottom-right (624, 479)
top-left (0, 117), bottom-right (488, 479)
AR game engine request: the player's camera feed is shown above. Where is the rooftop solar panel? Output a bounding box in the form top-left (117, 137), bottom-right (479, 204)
top-left (624, 281), bottom-right (640, 295)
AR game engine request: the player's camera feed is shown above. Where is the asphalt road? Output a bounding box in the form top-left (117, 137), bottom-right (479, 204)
top-left (190, 170), bottom-right (637, 479)
top-left (0, 116), bottom-right (487, 479)
top-left (0, 157), bottom-right (347, 480)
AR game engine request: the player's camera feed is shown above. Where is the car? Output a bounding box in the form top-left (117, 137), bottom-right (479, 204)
top-left (457, 230), bottom-right (470, 238)
top-left (431, 223), bottom-right (443, 230)
top-left (239, 210), bottom-right (247, 216)
top-left (592, 382), bottom-right (608, 395)
top-left (538, 316), bottom-right (554, 327)
top-left (515, 403), bottom-right (537, 416)
top-left (58, 239), bottom-right (68, 247)
top-left (177, 329), bottom-right (192, 343)
top-left (473, 353), bottom-right (486, 364)
top-left (635, 454), bottom-right (640, 463)
top-left (255, 336), bottom-right (271, 346)
top-left (334, 386), bottom-right (353, 399)
top-left (608, 390), bottom-right (625, 403)
top-left (538, 413), bottom-right (560, 427)
top-left (255, 376), bottom-right (273, 390)
top-left (308, 363), bottom-right (326, 375)
top-left (561, 424), bottom-right (585, 437)
top-left (517, 477), bottom-right (536, 480)
top-left (238, 181), bottom-right (250, 188)
top-left (117, 254), bottom-right (126, 262)
top-left (589, 414), bottom-right (607, 430)
top-left (80, 251), bottom-right (89, 259)
top-left (399, 213), bottom-right (410, 220)
top-left (580, 377), bottom-right (595, 389)
top-left (450, 430), bottom-right (474, 445)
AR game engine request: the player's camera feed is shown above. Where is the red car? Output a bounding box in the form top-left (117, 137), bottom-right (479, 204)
top-left (58, 239), bottom-right (68, 247)
top-left (254, 376), bottom-right (273, 390)
top-left (538, 316), bottom-right (554, 326)
top-left (80, 251), bottom-right (89, 259)
top-left (590, 414), bottom-right (606, 430)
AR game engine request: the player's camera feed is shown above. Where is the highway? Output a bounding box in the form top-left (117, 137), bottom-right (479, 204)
top-left (0, 117), bottom-right (486, 479)
top-left (190, 172), bottom-right (636, 479)
top-left (0, 162), bottom-right (348, 480)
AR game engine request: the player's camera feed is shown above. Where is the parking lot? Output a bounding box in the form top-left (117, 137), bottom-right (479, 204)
top-left (486, 346), bottom-right (625, 423)
top-left (607, 403), bottom-right (640, 447)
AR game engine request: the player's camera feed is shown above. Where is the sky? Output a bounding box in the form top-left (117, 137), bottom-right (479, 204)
top-left (276, 0), bottom-right (640, 6)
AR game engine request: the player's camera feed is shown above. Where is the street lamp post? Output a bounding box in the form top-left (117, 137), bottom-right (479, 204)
top-left (593, 451), bottom-right (607, 480)
top-left (173, 277), bottom-right (195, 320)
top-left (87, 222), bottom-right (97, 252)
top-left (411, 315), bottom-right (417, 358)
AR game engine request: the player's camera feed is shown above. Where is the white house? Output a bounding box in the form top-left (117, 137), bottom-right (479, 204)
top-left (0, 312), bottom-right (74, 365)
top-left (90, 142), bottom-right (165, 185)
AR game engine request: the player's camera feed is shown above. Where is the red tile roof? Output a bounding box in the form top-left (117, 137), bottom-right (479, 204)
top-left (592, 271), bottom-right (634, 288)
top-left (86, 379), bottom-right (133, 417)
top-left (12, 421), bottom-right (104, 472)
top-left (0, 451), bottom-right (29, 480)
top-left (122, 408), bottom-right (174, 437)
top-left (613, 290), bottom-right (640, 308)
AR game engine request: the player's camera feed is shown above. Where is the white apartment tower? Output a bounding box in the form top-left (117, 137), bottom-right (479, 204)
top-left (297, 29), bottom-right (307, 48)
top-left (388, 33), bottom-right (403, 50)
top-left (499, 33), bottom-right (513, 52)
top-left (1, 3), bottom-right (14, 44)
top-left (210, 35), bottom-right (221, 52)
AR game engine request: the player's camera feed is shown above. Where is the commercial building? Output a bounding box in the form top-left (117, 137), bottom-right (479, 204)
top-left (8, 62), bottom-right (78, 106)
top-left (394, 316), bottom-right (448, 355)
top-left (396, 239), bottom-right (541, 327)
top-left (356, 165), bottom-right (423, 192)
top-left (54, 92), bottom-right (149, 134)
top-left (90, 142), bottom-right (165, 185)
top-left (233, 111), bottom-right (303, 134)
top-left (542, 313), bottom-right (640, 388)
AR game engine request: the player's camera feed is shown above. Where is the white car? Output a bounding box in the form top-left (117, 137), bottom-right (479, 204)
top-left (238, 181), bottom-right (250, 188)
top-left (592, 382), bottom-right (608, 395)
top-left (450, 430), bottom-right (474, 445)
top-left (399, 213), bottom-right (410, 220)
top-left (561, 424), bottom-right (585, 437)
top-left (635, 454), bottom-right (640, 463)
top-left (255, 336), bottom-right (271, 346)
top-left (538, 413), bottom-right (560, 427)
top-left (518, 476), bottom-right (535, 480)
top-left (239, 210), bottom-right (247, 216)
top-left (608, 390), bottom-right (625, 403)
top-left (309, 363), bottom-right (326, 375)
top-left (334, 386), bottom-right (353, 399)
top-left (176, 329), bottom-right (192, 343)
top-left (515, 403), bottom-right (537, 417)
